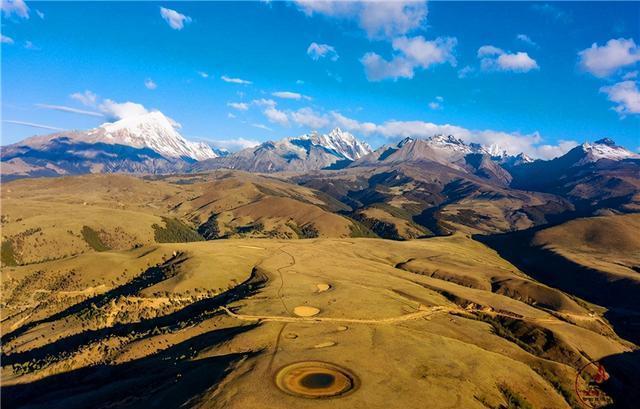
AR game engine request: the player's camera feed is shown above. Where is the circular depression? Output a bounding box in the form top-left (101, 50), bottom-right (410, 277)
top-left (275, 361), bottom-right (358, 399)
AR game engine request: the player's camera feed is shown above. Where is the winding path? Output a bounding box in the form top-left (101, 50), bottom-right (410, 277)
top-left (219, 305), bottom-right (448, 325)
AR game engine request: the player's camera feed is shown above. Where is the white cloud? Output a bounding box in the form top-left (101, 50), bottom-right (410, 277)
top-left (296, 0), bottom-right (427, 40)
top-left (1, 34), bottom-right (14, 44)
top-left (362, 36), bottom-right (457, 81)
top-left (358, 0), bottom-right (428, 39)
top-left (144, 78), bottom-right (157, 90)
top-left (272, 91), bottom-right (311, 100)
top-left (221, 75), bottom-right (252, 85)
top-left (496, 52), bottom-right (539, 72)
top-left (70, 90), bottom-right (98, 107)
top-left (478, 45), bottom-right (539, 72)
top-left (99, 99), bottom-right (149, 121)
top-left (290, 107), bottom-right (330, 128)
top-left (1, 0), bottom-right (29, 18)
top-left (197, 71), bottom-right (209, 78)
top-left (392, 36), bottom-right (457, 68)
top-left (252, 98), bottom-right (277, 107)
top-left (253, 98), bottom-right (289, 126)
top-left (208, 137), bottom-right (261, 150)
top-left (296, 79), bottom-right (305, 85)
top-left (35, 104), bottom-right (104, 117)
top-left (477, 45), bottom-right (504, 57)
top-left (252, 123), bottom-right (273, 132)
top-left (428, 96), bottom-right (443, 110)
top-left (159, 7), bottom-right (191, 30)
top-left (24, 40), bottom-right (39, 50)
top-left (264, 106), bottom-right (289, 126)
top-left (307, 42), bottom-right (339, 61)
top-left (36, 9), bottom-right (44, 19)
top-left (536, 140), bottom-right (579, 159)
top-left (361, 52), bottom-right (414, 81)
top-left (227, 102), bottom-right (249, 111)
top-left (531, 3), bottom-right (570, 22)
top-left (3, 119), bottom-right (62, 131)
top-left (227, 113), bottom-right (236, 119)
top-left (600, 80), bottom-right (640, 116)
top-left (623, 71), bottom-right (638, 80)
top-left (331, 112), bottom-right (378, 134)
top-left (516, 34), bottom-right (537, 47)
top-left (457, 65), bottom-right (474, 79)
top-left (578, 38), bottom-right (640, 78)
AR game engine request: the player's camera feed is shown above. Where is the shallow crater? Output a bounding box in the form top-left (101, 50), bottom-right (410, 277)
top-left (275, 361), bottom-right (358, 399)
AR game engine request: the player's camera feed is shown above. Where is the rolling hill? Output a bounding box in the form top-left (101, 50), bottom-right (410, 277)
top-left (2, 235), bottom-right (635, 408)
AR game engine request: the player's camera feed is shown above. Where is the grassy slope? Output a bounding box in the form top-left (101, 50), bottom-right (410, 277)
top-left (0, 172), bottom-right (361, 265)
top-left (1, 235), bottom-right (632, 408)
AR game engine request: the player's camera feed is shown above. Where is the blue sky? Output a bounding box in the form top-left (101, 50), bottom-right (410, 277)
top-left (2, 1), bottom-right (639, 157)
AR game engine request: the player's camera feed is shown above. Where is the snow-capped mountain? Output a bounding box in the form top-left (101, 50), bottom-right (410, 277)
top-left (90, 112), bottom-right (216, 161)
top-left (191, 128), bottom-right (373, 173)
top-left (509, 137), bottom-right (640, 212)
top-left (1, 112), bottom-right (217, 180)
top-left (303, 128), bottom-right (372, 161)
top-left (575, 138), bottom-right (639, 165)
top-left (354, 134), bottom-right (527, 168)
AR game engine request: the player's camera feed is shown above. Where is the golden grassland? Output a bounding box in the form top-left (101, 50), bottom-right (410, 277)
top-left (1, 173), bottom-right (638, 408)
top-left (2, 234), bottom-right (635, 408)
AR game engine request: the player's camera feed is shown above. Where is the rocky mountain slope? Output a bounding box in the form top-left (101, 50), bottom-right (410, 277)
top-left (191, 128), bottom-right (372, 173)
top-left (508, 138), bottom-right (640, 213)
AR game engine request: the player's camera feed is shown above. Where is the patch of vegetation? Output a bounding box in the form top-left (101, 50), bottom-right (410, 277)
top-left (499, 385), bottom-right (533, 409)
top-left (345, 217), bottom-right (379, 238)
top-left (300, 223), bottom-right (319, 238)
top-left (473, 313), bottom-right (541, 356)
top-left (532, 366), bottom-right (581, 409)
top-left (255, 184), bottom-right (287, 199)
top-left (285, 221), bottom-right (320, 238)
top-left (443, 208), bottom-right (492, 227)
top-left (312, 190), bottom-right (352, 212)
top-left (152, 218), bottom-right (204, 243)
top-left (234, 222), bottom-right (264, 235)
top-left (1, 240), bottom-right (18, 266)
top-left (81, 226), bottom-right (110, 252)
top-left (197, 213), bottom-right (221, 240)
top-left (354, 214), bottom-right (403, 240)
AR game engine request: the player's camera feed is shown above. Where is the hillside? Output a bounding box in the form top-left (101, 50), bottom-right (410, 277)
top-left (294, 162), bottom-right (573, 237)
top-left (2, 235), bottom-right (635, 408)
top-left (0, 172), bottom-right (364, 265)
top-left (478, 214), bottom-right (640, 344)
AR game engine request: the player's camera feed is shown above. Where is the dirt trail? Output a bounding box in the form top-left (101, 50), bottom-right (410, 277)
top-left (221, 303), bottom-right (604, 329)
top-left (220, 305), bottom-right (448, 325)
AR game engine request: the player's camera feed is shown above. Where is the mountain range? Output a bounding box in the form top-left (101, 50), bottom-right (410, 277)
top-left (2, 112), bottom-right (638, 229)
top-left (191, 127), bottom-right (373, 173)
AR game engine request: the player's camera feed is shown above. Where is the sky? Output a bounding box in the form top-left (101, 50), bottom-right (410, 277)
top-left (1, 1), bottom-right (639, 158)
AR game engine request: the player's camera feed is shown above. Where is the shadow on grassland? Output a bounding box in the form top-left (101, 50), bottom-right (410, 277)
top-left (2, 268), bottom-right (267, 370)
top-left (2, 324), bottom-right (260, 409)
top-left (1, 253), bottom-right (190, 345)
top-left (475, 229), bottom-right (640, 345)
